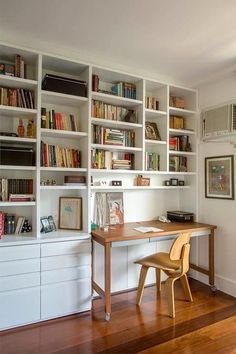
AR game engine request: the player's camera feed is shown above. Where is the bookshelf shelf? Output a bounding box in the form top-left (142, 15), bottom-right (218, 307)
top-left (169, 151), bottom-right (196, 156)
top-left (0, 165), bottom-right (36, 170)
top-left (41, 90), bottom-right (88, 106)
top-left (145, 139), bottom-right (167, 145)
top-left (91, 185), bottom-right (190, 191)
top-left (40, 128), bottom-right (87, 139)
top-left (40, 167), bottom-right (87, 172)
top-left (169, 128), bottom-right (196, 136)
top-left (91, 169), bottom-right (141, 174)
top-left (91, 143), bottom-right (141, 152)
top-left (169, 107), bottom-right (196, 117)
top-left (0, 201), bottom-right (36, 207)
top-left (91, 117), bottom-right (142, 130)
top-left (0, 75), bottom-right (38, 89)
top-left (0, 105), bottom-right (37, 116)
top-left (145, 108), bottom-right (167, 118)
top-left (40, 185), bottom-right (87, 190)
top-left (0, 136), bottom-right (37, 143)
top-left (92, 91), bottom-right (143, 107)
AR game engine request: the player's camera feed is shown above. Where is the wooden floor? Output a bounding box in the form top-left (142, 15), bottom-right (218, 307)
top-left (1, 279), bottom-right (236, 353)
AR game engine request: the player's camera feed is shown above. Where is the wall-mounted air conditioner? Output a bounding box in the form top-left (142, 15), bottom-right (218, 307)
top-left (202, 104), bottom-right (236, 139)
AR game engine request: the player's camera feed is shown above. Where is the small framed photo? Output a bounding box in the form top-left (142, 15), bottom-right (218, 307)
top-left (48, 215), bottom-right (57, 231)
top-left (205, 155), bottom-right (234, 200)
top-left (145, 121), bottom-right (161, 140)
top-left (40, 217), bottom-right (52, 233)
top-left (59, 197), bottom-right (83, 230)
top-left (170, 178), bottom-right (178, 186)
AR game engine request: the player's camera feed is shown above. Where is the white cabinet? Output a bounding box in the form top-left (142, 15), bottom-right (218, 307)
top-left (40, 240), bottom-right (91, 320)
top-left (0, 244), bottom-right (40, 330)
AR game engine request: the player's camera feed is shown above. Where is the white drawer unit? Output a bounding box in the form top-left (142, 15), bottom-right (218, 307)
top-left (40, 239), bottom-right (92, 320)
top-left (0, 244), bottom-right (41, 330)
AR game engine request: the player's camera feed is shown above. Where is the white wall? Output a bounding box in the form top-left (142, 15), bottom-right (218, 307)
top-left (197, 74), bottom-right (236, 296)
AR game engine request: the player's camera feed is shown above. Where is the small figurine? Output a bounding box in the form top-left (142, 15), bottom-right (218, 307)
top-left (17, 118), bottom-right (25, 137)
top-left (26, 118), bottom-right (35, 138)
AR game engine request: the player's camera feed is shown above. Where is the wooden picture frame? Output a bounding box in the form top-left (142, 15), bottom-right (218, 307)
top-left (145, 121), bottom-right (161, 140)
top-left (59, 197), bottom-right (82, 230)
top-left (205, 155), bottom-right (234, 200)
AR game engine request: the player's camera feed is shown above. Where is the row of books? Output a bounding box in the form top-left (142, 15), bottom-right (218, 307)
top-left (91, 149), bottom-right (134, 170)
top-left (169, 156), bottom-right (188, 172)
top-left (169, 95), bottom-right (185, 109)
top-left (93, 125), bottom-right (135, 147)
top-left (169, 135), bottom-right (191, 151)
top-left (92, 74), bottom-right (99, 92)
top-left (111, 82), bottom-right (136, 99)
top-left (0, 54), bottom-right (25, 78)
top-left (92, 99), bottom-right (138, 123)
top-left (0, 87), bottom-right (34, 109)
top-left (169, 115), bottom-right (185, 129)
top-left (0, 178), bottom-right (33, 201)
top-left (145, 96), bottom-right (159, 110)
top-left (0, 212), bottom-right (31, 237)
top-left (41, 108), bottom-right (78, 131)
top-left (145, 152), bottom-right (160, 171)
top-left (41, 142), bottom-right (81, 168)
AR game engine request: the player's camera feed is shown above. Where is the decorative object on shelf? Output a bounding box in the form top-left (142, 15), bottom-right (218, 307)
top-left (169, 96), bottom-right (185, 109)
top-left (145, 121), bottom-right (161, 140)
top-left (91, 221), bottom-right (97, 230)
top-left (170, 178), bottom-right (178, 186)
top-left (107, 192), bottom-right (124, 225)
top-left (26, 118), bottom-right (35, 138)
top-left (42, 73), bottom-right (87, 97)
top-left (21, 219), bottom-right (32, 233)
top-left (40, 178), bottom-right (57, 186)
top-left (95, 192), bottom-right (109, 227)
top-left (17, 119), bottom-right (25, 137)
top-left (0, 145), bottom-right (35, 166)
top-left (40, 215), bottom-right (56, 233)
top-left (111, 180), bottom-right (122, 186)
top-left (59, 197), bottom-right (83, 230)
top-left (205, 155), bottom-right (234, 200)
top-left (178, 180), bottom-right (185, 186)
top-left (136, 175), bottom-right (150, 186)
top-left (164, 180), bottom-right (171, 186)
top-left (64, 175), bottom-right (86, 186)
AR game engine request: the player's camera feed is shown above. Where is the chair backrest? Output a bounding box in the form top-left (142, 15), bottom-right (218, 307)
top-left (169, 232), bottom-right (191, 261)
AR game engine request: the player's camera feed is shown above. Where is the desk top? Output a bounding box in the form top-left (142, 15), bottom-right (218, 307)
top-left (91, 220), bottom-right (217, 244)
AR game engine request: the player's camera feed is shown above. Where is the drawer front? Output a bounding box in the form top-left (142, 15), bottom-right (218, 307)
top-left (0, 272), bottom-right (40, 292)
top-left (41, 253), bottom-right (91, 271)
top-left (41, 265), bottom-right (91, 285)
top-left (0, 287), bottom-right (40, 330)
top-left (0, 258), bottom-right (40, 277)
top-left (41, 240), bottom-right (91, 257)
top-left (41, 278), bottom-right (91, 320)
top-left (0, 244), bottom-right (40, 262)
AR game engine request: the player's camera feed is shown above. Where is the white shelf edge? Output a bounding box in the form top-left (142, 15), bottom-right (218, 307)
top-left (91, 144), bottom-right (142, 152)
top-left (41, 90), bottom-right (88, 102)
top-left (40, 185), bottom-right (87, 190)
top-left (92, 91), bottom-right (143, 105)
top-left (91, 117), bottom-right (142, 129)
top-left (0, 74), bottom-right (38, 87)
top-left (91, 186), bottom-right (190, 190)
top-left (40, 167), bottom-right (87, 172)
top-left (0, 136), bottom-right (37, 143)
top-left (40, 128), bottom-right (88, 138)
top-left (0, 201), bottom-right (36, 206)
top-left (145, 139), bottom-right (167, 145)
top-left (169, 128), bottom-right (196, 135)
top-left (0, 105), bottom-right (37, 115)
top-left (0, 165), bottom-right (36, 170)
top-left (145, 108), bottom-right (167, 116)
top-left (90, 169), bottom-right (196, 175)
top-left (169, 107), bottom-right (197, 115)
top-left (169, 151), bottom-right (196, 156)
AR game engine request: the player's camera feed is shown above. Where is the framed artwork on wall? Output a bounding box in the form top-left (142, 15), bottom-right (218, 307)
top-left (205, 155), bottom-right (234, 200)
top-left (59, 197), bottom-right (82, 230)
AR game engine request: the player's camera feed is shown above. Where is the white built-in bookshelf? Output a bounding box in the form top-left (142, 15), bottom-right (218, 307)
top-left (0, 42), bottom-right (198, 242)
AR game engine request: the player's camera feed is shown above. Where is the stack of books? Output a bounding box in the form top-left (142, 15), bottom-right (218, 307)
top-left (91, 149), bottom-right (134, 170)
top-left (93, 125), bottom-right (135, 147)
top-left (169, 156), bottom-right (188, 172)
top-left (145, 96), bottom-right (159, 110)
top-left (41, 108), bottom-right (78, 131)
top-left (169, 115), bottom-right (185, 129)
top-left (111, 82), bottom-right (136, 99)
top-left (92, 74), bottom-right (99, 91)
top-left (92, 100), bottom-right (137, 123)
top-left (145, 152), bottom-right (160, 171)
top-left (0, 178), bottom-right (33, 201)
top-left (9, 194), bottom-right (35, 202)
top-left (0, 54), bottom-right (25, 78)
top-left (169, 135), bottom-right (190, 151)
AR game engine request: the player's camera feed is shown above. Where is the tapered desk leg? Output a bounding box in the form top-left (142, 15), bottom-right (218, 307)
top-left (105, 242), bottom-right (111, 321)
top-left (209, 229), bottom-right (216, 291)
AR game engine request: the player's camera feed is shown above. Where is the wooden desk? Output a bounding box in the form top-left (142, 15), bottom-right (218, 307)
top-left (92, 220), bottom-right (217, 321)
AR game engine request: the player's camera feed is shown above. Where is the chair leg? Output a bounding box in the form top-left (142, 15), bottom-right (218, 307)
top-left (136, 266), bottom-right (148, 305)
top-left (156, 268), bottom-right (161, 292)
top-left (166, 277), bottom-right (177, 318)
top-left (180, 274), bottom-right (193, 302)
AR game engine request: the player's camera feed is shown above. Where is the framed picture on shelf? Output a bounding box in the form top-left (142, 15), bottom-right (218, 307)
top-left (145, 121), bottom-right (161, 140)
top-left (40, 217), bottom-right (52, 233)
top-left (205, 155), bottom-right (234, 200)
top-left (59, 197), bottom-right (82, 230)
top-left (106, 192), bottom-right (124, 225)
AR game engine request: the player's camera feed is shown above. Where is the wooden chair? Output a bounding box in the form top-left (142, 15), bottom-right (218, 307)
top-left (135, 232), bottom-right (193, 318)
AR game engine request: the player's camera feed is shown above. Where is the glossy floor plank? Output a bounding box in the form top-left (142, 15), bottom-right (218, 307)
top-left (0, 279), bottom-right (236, 354)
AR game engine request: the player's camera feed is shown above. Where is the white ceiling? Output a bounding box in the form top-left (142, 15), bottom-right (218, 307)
top-left (1, 0), bottom-right (236, 87)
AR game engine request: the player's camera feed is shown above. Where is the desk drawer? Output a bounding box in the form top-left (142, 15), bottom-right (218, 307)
top-left (0, 272), bottom-right (40, 292)
top-left (41, 265), bottom-right (91, 285)
top-left (41, 253), bottom-right (91, 271)
top-left (41, 240), bottom-right (91, 257)
top-left (0, 258), bottom-right (40, 276)
top-left (0, 244), bottom-right (40, 262)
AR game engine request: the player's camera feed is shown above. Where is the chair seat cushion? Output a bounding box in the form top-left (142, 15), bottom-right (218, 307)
top-left (135, 252), bottom-right (181, 271)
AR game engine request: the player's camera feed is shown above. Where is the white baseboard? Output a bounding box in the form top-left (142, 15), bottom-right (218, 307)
top-left (191, 272), bottom-right (236, 298)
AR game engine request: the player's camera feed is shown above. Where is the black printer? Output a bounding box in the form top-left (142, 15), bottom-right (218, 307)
top-left (167, 211), bottom-right (194, 222)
